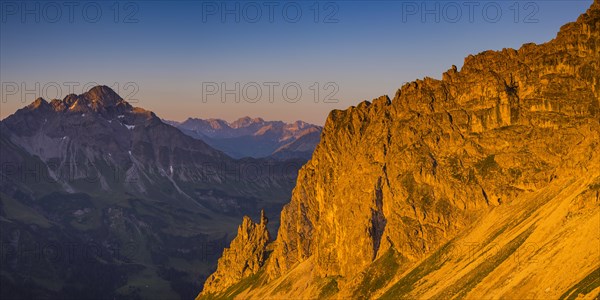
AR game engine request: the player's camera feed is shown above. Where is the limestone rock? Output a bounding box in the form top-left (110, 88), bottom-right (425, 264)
top-left (198, 1), bottom-right (600, 298)
top-left (200, 210), bottom-right (270, 296)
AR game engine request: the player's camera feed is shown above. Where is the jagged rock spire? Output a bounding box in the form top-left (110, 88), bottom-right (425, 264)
top-left (200, 210), bottom-right (271, 296)
top-left (260, 209), bottom-right (268, 226)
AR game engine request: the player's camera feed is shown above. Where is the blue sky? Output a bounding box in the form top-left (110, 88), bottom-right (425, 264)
top-left (0, 0), bottom-right (593, 124)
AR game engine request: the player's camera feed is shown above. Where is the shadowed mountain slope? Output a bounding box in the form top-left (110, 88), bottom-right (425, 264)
top-left (0, 86), bottom-right (302, 299)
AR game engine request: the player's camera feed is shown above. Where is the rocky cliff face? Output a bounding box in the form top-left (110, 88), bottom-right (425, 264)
top-left (201, 210), bottom-right (270, 296)
top-left (199, 1), bottom-right (600, 299)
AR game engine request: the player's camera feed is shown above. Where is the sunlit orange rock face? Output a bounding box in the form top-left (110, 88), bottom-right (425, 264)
top-left (198, 1), bottom-right (600, 299)
top-left (201, 210), bottom-right (270, 295)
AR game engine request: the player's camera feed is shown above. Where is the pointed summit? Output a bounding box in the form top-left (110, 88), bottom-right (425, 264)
top-left (201, 210), bottom-right (271, 296)
top-left (260, 209), bottom-right (268, 226)
top-left (231, 116), bottom-right (264, 129)
top-left (63, 93), bottom-right (79, 107)
top-left (28, 97), bottom-right (48, 110)
top-left (82, 85), bottom-right (123, 108)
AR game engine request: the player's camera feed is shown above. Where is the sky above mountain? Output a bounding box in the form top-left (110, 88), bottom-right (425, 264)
top-left (0, 0), bottom-right (592, 124)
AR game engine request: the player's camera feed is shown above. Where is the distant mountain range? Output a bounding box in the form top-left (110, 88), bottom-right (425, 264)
top-left (0, 86), bottom-right (303, 299)
top-left (165, 117), bottom-right (322, 161)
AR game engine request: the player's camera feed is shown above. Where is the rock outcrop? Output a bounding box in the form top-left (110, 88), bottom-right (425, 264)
top-left (198, 1), bottom-right (600, 299)
top-left (201, 210), bottom-right (270, 296)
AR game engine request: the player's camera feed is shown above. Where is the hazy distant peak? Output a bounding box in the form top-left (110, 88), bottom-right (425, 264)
top-left (294, 120), bottom-right (307, 126)
top-left (181, 117), bottom-right (231, 131)
top-left (287, 120), bottom-right (313, 131)
top-left (230, 116), bottom-right (265, 129)
top-left (174, 116), bottom-right (322, 159)
top-left (207, 118), bottom-right (230, 129)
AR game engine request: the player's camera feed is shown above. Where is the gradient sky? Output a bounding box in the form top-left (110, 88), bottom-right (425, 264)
top-left (0, 0), bottom-right (593, 124)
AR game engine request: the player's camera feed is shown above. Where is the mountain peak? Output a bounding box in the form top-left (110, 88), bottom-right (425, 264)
top-left (11, 84), bottom-right (139, 120)
top-left (231, 116), bottom-right (265, 128)
top-left (555, 0), bottom-right (598, 40)
top-left (180, 118), bottom-right (230, 131)
top-left (52, 85), bottom-right (132, 113)
top-left (82, 85), bottom-right (123, 107)
top-left (28, 97), bottom-right (48, 109)
top-left (63, 93), bottom-right (79, 107)
top-left (175, 117), bottom-right (322, 159)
